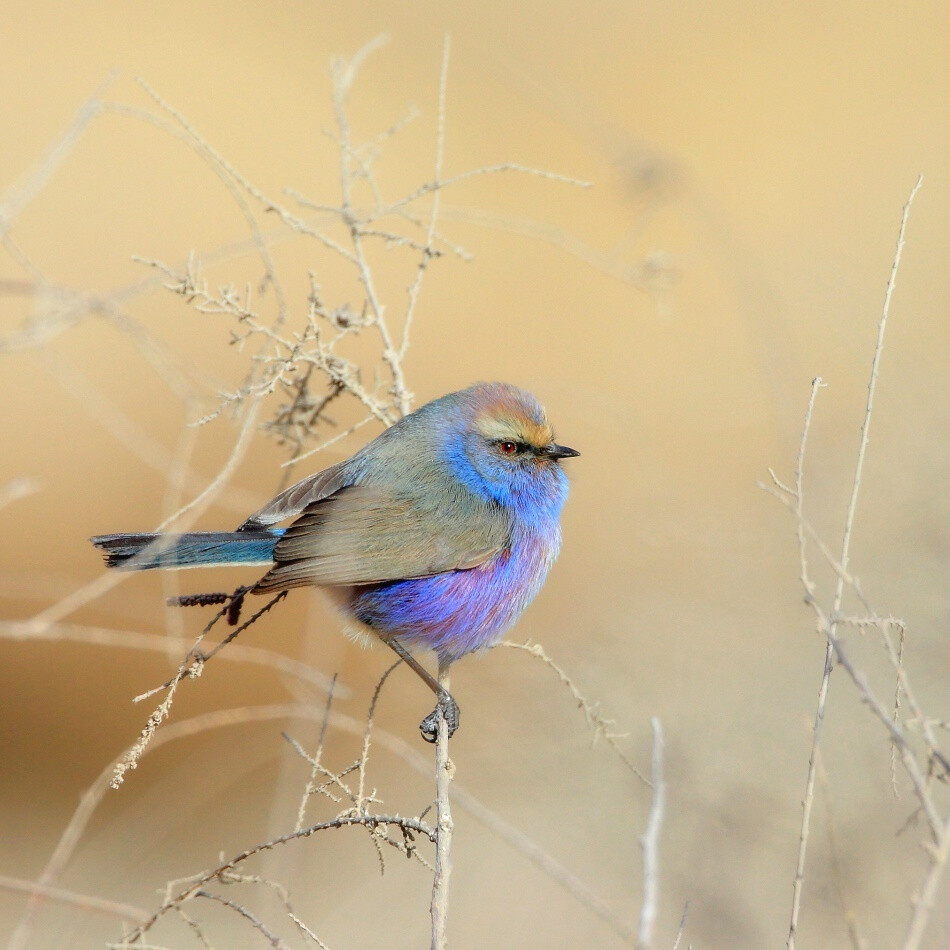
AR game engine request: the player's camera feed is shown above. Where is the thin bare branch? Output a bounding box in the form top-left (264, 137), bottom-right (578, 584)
top-left (501, 639), bottom-right (650, 787)
top-left (192, 891), bottom-right (289, 949)
top-left (0, 620), bottom-right (343, 696)
top-left (388, 163), bottom-right (591, 213)
top-left (294, 674), bottom-right (339, 832)
top-left (400, 35), bottom-right (449, 362)
top-left (122, 814), bottom-right (437, 945)
top-left (786, 376), bottom-right (832, 949)
top-left (672, 902), bottom-right (689, 950)
top-left (637, 717), bottom-right (665, 949)
top-left (112, 589), bottom-right (286, 788)
top-left (430, 660), bottom-right (454, 950)
top-left (0, 874), bottom-right (149, 926)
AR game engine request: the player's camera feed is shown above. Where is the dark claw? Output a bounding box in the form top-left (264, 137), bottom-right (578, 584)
top-left (225, 588), bottom-right (247, 626)
top-left (419, 695), bottom-right (460, 743)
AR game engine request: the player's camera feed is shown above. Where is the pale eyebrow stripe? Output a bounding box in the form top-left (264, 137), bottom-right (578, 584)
top-left (477, 421), bottom-right (553, 447)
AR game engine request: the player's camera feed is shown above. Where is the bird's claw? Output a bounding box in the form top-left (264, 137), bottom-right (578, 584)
top-left (419, 695), bottom-right (460, 743)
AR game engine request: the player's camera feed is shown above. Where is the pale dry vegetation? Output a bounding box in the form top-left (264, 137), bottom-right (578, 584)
top-left (0, 36), bottom-right (946, 950)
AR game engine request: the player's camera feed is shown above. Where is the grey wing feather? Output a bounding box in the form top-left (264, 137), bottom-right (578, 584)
top-left (253, 485), bottom-right (508, 592)
top-left (239, 462), bottom-right (349, 530)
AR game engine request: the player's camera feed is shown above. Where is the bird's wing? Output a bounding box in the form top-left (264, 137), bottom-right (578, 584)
top-left (253, 484), bottom-right (508, 592)
top-left (238, 462), bottom-right (349, 530)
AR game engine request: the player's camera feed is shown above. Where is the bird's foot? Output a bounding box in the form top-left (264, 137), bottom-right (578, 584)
top-left (419, 694), bottom-right (460, 743)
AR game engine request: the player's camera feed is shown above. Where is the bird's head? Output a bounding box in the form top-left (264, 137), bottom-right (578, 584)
top-left (448, 383), bottom-right (580, 511)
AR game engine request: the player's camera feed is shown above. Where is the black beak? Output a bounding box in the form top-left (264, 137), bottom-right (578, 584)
top-left (540, 443), bottom-right (580, 460)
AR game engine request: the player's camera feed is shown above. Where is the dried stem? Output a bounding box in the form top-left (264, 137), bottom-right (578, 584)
top-left (0, 875), bottom-right (149, 928)
top-left (430, 659), bottom-right (454, 950)
top-left (294, 675), bottom-right (339, 832)
top-left (501, 638), bottom-right (650, 787)
top-left (112, 589), bottom-right (287, 788)
top-left (786, 376), bottom-right (831, 949)
top-left (636, 717), bottom-right (664, 949)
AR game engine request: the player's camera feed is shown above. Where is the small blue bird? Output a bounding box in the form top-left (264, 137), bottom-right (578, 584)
top-left (91, 382), bottom-right (579, 740)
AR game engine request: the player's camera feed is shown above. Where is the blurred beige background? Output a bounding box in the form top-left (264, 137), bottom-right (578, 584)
top-left (1, 2), bottom-right (947, 947)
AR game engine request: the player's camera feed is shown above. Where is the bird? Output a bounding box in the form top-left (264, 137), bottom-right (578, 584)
top-left (91, 382), bottom-right (579, 741)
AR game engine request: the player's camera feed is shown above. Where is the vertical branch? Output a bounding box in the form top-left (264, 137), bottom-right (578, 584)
top-left (331, 37), bottom-right (412, 417)
top-left (786, 176), bottom-right (923, 949)
top-left (399, 35), bottom-right (449, 363)
top-left (294, 675), bottom-right (338, 832)
top-left (637, 717), bottom-right (665, 950)
top-left (795, 377), bottom-right (826, 601)
top-left (787, 377), bottom-right (830, 949)
top-left (430, 660), bottom-right (454, 950)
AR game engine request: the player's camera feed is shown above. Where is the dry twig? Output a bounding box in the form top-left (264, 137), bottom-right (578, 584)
top-left (637, 717), bottom-right (665, 949)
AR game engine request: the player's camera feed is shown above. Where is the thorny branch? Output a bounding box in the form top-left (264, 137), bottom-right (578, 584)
top-left (502, 638), bottom-right (651, 787)
top-left (117, 814), bottom-right (438, 947)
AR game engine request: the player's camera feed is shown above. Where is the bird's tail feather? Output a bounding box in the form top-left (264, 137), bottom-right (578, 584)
top-left (90, 530), bottom-right (284, 571)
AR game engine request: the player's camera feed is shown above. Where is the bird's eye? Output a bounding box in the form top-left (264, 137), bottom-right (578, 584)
top-left (499, 441), bottom-right (519, 456)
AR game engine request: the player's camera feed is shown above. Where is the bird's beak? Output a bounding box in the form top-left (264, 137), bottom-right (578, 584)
top-left (540, 443), bottom-right (580, 460)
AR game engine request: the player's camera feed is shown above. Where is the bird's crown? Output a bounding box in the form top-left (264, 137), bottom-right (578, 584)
top-left (465, 382), bottom-right (554, 450)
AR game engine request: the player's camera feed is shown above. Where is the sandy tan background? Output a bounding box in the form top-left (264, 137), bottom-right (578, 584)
top-left (1, 2), bottom-right (947, 948)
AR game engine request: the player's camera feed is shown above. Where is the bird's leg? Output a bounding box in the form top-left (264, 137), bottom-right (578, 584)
top-left (420, 656), bottom-right (456, 744)
top-left (382, 637), bottom-right (459, 742)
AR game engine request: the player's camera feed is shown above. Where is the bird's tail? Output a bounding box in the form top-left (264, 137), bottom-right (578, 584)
top-left (90, 530), bottom-right (284, 571)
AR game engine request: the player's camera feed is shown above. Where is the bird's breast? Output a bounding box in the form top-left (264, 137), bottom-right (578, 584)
top-left (343, 519), bottom-right (561, 662)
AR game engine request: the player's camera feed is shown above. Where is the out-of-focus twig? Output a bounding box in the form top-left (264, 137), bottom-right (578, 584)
top-left (636, 717), bottom-right (664, 949)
